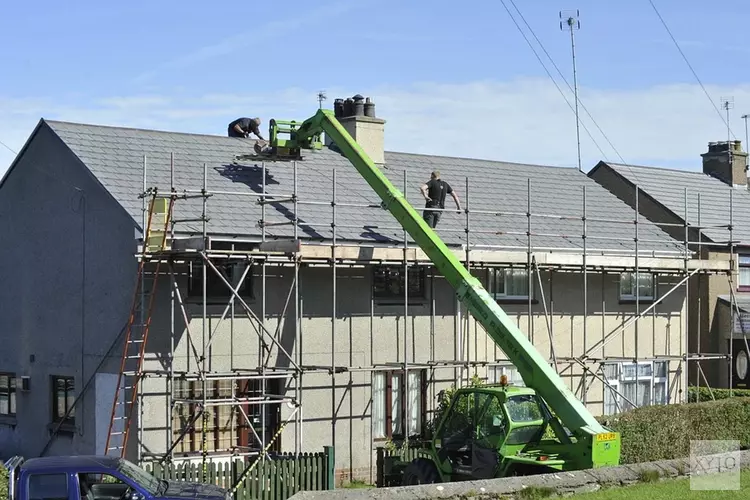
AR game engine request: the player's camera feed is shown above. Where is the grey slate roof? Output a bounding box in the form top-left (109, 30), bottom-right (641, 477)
top-left (41, 120), bottom-right (684, 254)
top-left (599, 162), bottom-right (750, 245)
top-left (718, 295), bottom-right (750, 312)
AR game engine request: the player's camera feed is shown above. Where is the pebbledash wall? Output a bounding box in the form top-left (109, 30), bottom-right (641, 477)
top-left (136, 260), bottom-right (688, 483)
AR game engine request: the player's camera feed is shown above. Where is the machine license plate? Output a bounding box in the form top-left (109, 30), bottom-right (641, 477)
top-left (596, 432), bottom-right (617, 442)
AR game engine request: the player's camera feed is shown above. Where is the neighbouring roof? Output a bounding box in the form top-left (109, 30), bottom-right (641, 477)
top-left (26, 119), bottom-right (683, 254)
top-left (594, 162), bottom-right (750, 245)
top-left (718, 295), bottom-right (750, 312)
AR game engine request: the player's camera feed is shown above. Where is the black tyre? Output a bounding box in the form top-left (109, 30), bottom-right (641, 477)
top-left (402, 458), bottom-right (441, 485)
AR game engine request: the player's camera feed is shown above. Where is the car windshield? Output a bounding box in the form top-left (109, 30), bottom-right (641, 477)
top-left (506, 394), bottom-right (543, 423)
top-left (117, 459), bottom-right (161, 496)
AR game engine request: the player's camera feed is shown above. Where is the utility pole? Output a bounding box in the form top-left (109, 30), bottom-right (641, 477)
top-left (560, 10), bottom-right (582, 172)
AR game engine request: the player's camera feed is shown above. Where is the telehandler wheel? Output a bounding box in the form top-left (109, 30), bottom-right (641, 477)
top-left (402, 458), bottom-right (441, 485)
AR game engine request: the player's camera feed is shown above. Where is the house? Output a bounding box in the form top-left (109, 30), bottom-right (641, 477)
top-left (589, 140), bottom-right (750, 391)
top-left (0, 102), bottom-right (728, 482)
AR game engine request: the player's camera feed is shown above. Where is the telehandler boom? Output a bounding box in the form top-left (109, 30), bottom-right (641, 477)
top-left (261, 110), bottom-right (620, 483)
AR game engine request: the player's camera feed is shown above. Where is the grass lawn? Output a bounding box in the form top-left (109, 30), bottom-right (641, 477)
top-left (564, 469), bottom-right (750, 499)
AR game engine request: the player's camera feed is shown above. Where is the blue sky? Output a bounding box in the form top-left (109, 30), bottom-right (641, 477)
top-left (2, 0), bottom-right (750, 175)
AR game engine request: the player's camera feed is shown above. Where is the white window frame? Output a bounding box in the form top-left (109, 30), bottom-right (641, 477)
top-left (488, 364), bottom-right (525, 386)
top-left (619, 272), bottom-right (655, 301)
top-left (602, 360), bottom-right (668, 415)
top-left (372, 370), bottom-right (424, 440)
top-left (488, 268), bottom-right (532, 300)
top-left (738, 254), bottom-right (750, 289)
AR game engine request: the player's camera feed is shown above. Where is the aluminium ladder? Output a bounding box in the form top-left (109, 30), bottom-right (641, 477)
top-left (104, 193), bottom-right (173, 457)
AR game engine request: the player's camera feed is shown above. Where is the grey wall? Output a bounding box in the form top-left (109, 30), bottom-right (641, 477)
top-left (0, 124), bottom-right (137, 459)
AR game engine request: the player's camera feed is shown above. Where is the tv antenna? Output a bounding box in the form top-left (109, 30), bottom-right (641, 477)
top-left (722, 96), bottom-right (734, 147)
top-left (317, 91), bottom-right (327, 109)
top-left (560, 9), bottom-right (582, 172)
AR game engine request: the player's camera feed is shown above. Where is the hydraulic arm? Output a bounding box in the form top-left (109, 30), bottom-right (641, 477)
top-left (288, 109), bottom-right (619, 469)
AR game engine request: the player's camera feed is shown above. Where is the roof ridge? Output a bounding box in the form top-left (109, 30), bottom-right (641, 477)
top-left (607, 161), bottom-right (709, 176)
top-left (46, 119), bottom-right (585, 170)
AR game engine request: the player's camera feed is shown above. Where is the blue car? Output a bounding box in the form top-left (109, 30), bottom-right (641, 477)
top-left (3, 456), bottom-right (230, 500)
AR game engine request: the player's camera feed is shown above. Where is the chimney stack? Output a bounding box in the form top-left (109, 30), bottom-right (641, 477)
top-left (327, 94), bottom-right (386, 164)
top-left (701, 140), bottom-right (748, 187)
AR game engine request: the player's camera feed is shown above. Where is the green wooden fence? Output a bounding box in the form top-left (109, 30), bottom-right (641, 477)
top-left (145, 447), bottom-right (334, 500)
top-left (376, 446), bottom-right (431, 487)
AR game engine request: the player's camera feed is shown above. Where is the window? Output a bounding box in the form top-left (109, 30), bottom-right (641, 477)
top-left (372, 265), bottom-right (426, 302)
top-left (0, 373), bottom-right (16, 416)
top-left (372, 370), bottom-right (427, 439)
top-left (188, 261), bottom-right (254, 303)
top-left (28, 473), bottom-right (69, 500)
top-left (488, 364), bottom-right (525, 386)
top-left (51, 376), bottom-right (75, 425)
top-left (172, 378), bottom-right (280, 455)
top-left (739, 255), bottom-right (750, 290)
top-left (619, 272), bottom-right (655, 301)
top-left (488, 268), bottom-right (530, 300)
top-left (602, 361), bottom-right (668, 415)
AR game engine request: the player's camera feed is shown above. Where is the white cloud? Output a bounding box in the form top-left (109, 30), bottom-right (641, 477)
top-left (2, 78), bottom-right (750, 178)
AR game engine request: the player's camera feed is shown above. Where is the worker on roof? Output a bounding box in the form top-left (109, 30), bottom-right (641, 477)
top-left (228, 117), bottom-right (265, 140)
top-left (420, 170), bottom-right (462, 228)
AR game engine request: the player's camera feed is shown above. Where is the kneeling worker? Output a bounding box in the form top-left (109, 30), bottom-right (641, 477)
top-left (420, 170), bottom-right (462, 228)
top-left (228, 117), bottom-right (265, 140)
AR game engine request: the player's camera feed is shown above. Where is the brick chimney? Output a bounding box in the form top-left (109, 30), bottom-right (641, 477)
top-left (701, 140), bottom-right (748, 187)
top-left (326, 94), bottom-right (386, 164)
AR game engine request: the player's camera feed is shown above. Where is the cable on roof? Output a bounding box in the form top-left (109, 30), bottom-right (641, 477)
top-left (647, 0), bottom-right (737, 140)
top-left (498, 0), bottom-right (610, 163)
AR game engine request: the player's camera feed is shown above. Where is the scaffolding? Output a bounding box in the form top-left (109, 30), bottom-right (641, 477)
top-left (126, 149), bottom-right (743, 477)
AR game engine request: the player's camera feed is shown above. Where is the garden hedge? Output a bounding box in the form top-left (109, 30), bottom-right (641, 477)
top-left (1, 465), bottom-right (7, 500)
top-left (687, 386), bottom-right (750, 402)
top-left (597, 397), bottom-right (750, 464)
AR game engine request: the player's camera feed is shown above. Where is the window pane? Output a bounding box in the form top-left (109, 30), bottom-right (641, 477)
top-left (391, 374), bottom-right (402, 435)
top-left (492, 269), bottom-right (505, 295)
top-left (407, 372), bottom-right (421, 435)
top-left (637, 274), bottom-right (653, 298)
top-left (654, 382), bottom-right (666, 405)
top-left (619, 273), bottom-right (633, 296)
top-left (602, 363), bottom-right (618, 380)
top-left (372, 373), bottom-right (385, 438)
top-left (654, 361), bottom-right (667, 378)
top-left (739, 255), bottom-right (750, 265)
top-left (740, 268), bottom-right (750, 287)
top-left (0, 394), bottom-right (8, 415)
top-left (10, 391), bottom-right (15, 414)
top-left (603, 384), bottom-right (618, 415)
top-left (638, 363), bottom-right (653, 378)
top-left (29, 474), bottom-right (68, 500)
top-left (509, 269), bottom-right (529, 296)
top-left (622, 364), bottom-right (637, 380)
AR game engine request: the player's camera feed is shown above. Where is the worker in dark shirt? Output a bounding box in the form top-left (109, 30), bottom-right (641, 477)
top-left (228, 117), bottom-right (265, 140)
top-left (420, 170), bottom-right (462, 228)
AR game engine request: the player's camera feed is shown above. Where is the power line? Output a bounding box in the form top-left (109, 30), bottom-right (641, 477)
top-left (646, 0), bottom-right (737, 139)
top-left (508, 0), bottom-right (628, 165)
top-left (497, 0), bottom-right (611, 162)
top-left (0, 138), bottom-right (16, 155)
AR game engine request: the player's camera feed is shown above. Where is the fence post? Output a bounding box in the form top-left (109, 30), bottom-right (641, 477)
top-left (376, 448), bottom-right (385, 488)
top-left (323, 446), bottom-right (335, 490)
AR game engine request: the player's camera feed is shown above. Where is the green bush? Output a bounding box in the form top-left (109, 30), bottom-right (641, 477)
top-left (597, 397), bottom-right (750, 464)
top-left (687, 386), bottom-right (750, 402)
top-left (1, 465), bottom-right (7, 500)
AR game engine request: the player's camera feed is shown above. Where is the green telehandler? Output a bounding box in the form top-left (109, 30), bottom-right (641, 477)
top-left (252, 110), bottom-right (621, 484)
